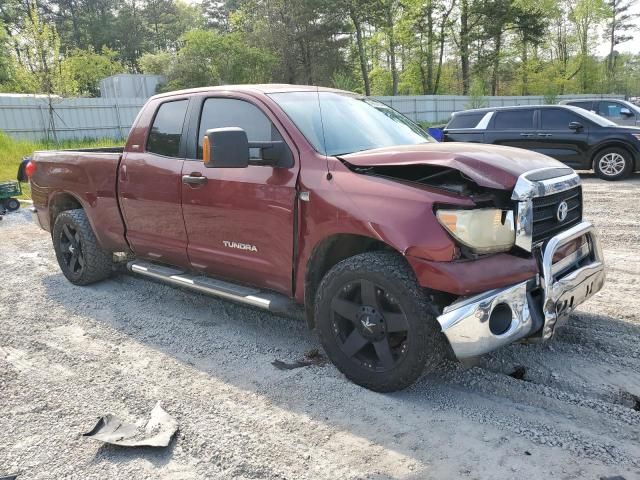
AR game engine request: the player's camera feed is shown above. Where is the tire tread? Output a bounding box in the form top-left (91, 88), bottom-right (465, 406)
top-left (315, 251), bottom-right (446, 392)
top-left (53, 209), bottom-right (112, 285)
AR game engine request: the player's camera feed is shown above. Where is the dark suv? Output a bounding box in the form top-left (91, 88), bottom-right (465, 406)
top-left (560, 98), bottom-right (640, 127)
top-left (443, 105), bottom-right (640, 180)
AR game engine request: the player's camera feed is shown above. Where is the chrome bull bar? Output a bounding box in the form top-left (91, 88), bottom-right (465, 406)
top-left (437, 221), bottom-right (605, 359)
top-left (540, 221), bottom-right (605, 339)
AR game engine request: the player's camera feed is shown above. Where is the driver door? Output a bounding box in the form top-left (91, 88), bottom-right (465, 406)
top-left (180, 95), bottom-right (299, 295)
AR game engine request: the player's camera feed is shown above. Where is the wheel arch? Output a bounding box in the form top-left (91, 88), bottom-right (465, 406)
top-left (590, 141), bottom-right (639, 171)
top-left (49, 191), bottom-right (84, 230)
top-left (303, 233), bottom-right (405, 329)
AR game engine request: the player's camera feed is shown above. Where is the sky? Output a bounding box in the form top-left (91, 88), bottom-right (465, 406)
top-left (596, 2), bottom-right (640, 56)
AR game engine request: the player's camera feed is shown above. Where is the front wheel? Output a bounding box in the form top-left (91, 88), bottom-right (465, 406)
top-left (315, 251), bottom-right (447, 392)
top-left (52, 209), bottom-right (113, 285)
top-left (593, 147), bottom-right (633, 180)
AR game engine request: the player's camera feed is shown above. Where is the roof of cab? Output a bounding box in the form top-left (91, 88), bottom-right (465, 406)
top-left (150, 84), bottom-right (353, 101)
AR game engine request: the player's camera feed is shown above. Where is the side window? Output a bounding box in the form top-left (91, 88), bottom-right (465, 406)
top-left (569, 101), bottom-right (593, 111)
top-left (198, 98), bottom-right (284, 159)
top-left (540, 109), bottom-right (582, 130)
top-left (598, 101), bottom-right (630, 119)
top-left (147, 100), bottom-right (189, 157)
top-left (447, 112), bottom-right (486, 129)
top-left (493, 109), bottom-right (534, 130)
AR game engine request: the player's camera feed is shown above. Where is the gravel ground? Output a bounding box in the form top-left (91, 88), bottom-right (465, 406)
top-left (1, 173), bottom-right (639, 480)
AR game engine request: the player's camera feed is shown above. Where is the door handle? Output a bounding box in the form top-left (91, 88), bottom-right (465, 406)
top-left (537, 133), bottom-right (552, 137)
top-left (182, 174), bottom-right (208, 185)
top-left (520, 133), bottom-right (534, 137)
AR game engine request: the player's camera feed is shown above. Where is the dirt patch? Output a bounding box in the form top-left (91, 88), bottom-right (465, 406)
top-left (0, 174), bottom-right (639, 479)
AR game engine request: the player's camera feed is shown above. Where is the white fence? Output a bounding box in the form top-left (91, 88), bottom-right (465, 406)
top-left (374, 94), bottom-right (624, 124)
top-left (0, 93), bottom-right (625, 141)
top-left (0, 96), bottom-right (146, 141)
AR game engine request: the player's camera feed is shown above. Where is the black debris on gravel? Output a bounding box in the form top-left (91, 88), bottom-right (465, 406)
top-left (508, 366), bottom-right (527, 381)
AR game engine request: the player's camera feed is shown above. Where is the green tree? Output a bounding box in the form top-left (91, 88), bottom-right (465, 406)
top-left (141, 29), bottom-right (275, 89)
top-left (62, 47), bottom-right (125, 96)
top-left (604, 0), bottom-right (638, 88)
top-left (568, 0), bottom-right (611, 92)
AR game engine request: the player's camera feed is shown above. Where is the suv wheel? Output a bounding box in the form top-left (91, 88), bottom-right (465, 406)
top-left (52, 209), bottom-right (113, 285)
top-left (593, 147), bottom-right (633, 180)
top-left (315, 251), bottom-right (447, 392)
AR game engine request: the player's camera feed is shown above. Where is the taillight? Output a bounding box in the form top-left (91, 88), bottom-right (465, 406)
top-left (25, 160), bottom-right (36, 178)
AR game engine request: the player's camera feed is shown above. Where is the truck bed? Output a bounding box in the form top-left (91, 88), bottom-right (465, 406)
top-left (30, 147), bottom-right (128, 252)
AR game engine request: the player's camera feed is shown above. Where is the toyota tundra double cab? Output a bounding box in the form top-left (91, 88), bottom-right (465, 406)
top-left (27, 85), bottom-right (606, 391)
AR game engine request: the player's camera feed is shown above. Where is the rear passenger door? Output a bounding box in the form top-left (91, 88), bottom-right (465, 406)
top-left (119, 98), bottom-right (191, 267)
top-left (485, 109), bottom-right (538, 150)
top-left (534, 108), bottom-right (590, 168)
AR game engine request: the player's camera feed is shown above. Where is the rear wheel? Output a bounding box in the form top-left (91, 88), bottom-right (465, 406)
top-left (4, 198), bottom-right (20, 211)
top-left (52, 209), bottom-right (113, 285)
top-left (315, 251), bottom-right (446, 392)
top-left (593, 147), bottom-right (633, 180)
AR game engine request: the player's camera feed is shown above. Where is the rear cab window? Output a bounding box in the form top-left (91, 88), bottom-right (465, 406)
top-left (146, 100), bottom-right (189, 157)
top-left (493, 109), bottom-right (535, 130)
top-left (447, 112), bottom-right (486, 129)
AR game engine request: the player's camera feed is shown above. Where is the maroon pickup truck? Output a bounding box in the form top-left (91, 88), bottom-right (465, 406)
top-left (28, 85), bottom-right (606, 391)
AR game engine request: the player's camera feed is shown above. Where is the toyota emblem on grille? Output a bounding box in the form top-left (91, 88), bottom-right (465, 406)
top-left (556, 200), bottom-right (569, 222)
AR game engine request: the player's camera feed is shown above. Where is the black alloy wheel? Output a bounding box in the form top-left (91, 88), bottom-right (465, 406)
top-left (52, 209), bottom-right (113, 285)
top-left (315, 251), bottom-right (447, 392)
top-left (59, 223), bottom-right (85, 275)
top-left (331, 279), bottom-right (409, 372)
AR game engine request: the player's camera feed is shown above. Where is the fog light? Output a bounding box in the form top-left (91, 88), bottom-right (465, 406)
top-left (489, 303), bottom-right (512, 335)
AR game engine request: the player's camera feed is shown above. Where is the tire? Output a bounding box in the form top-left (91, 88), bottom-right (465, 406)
top-left (4, 198), bottom-right (20, 211)
top-left (52, 209), bottom-right (113, 285)
top-left (593, 147), bottom-right (633, 180)
top-left (315, 251), bottom-right (447, 392)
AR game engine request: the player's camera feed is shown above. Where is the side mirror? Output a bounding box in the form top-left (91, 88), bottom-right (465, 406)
top-left (203, 127), bottom-right (250, 168)
top-left (568, 121), bottom-right (584, 131)
top-left (620, 107), bottom-right (632, 116)
top-left (203, 127), bottom-right (293, 168)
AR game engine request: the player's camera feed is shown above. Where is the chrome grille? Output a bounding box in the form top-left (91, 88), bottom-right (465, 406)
top-left (531, 186), bottom-right (582, 245)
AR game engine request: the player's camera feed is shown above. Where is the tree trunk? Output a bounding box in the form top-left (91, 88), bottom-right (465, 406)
top-left (350, 10), bottom-right (370, 95)
top-left (434, 0), bottom-right (455, 94)
top-left (490, 33), bottom-right (501, 95)
top-left (67, 0), bottom-right (81, 47)
top-left (460, 0), bottom-right (470, 95)
top-left (521, 39), bottom-right (528, 95)
top-left (607, 0), bottom-right (616, 87)
top-left (425, 1), bottom-right (434, 93)
top-left (387, 6), bottom-right (398, 95)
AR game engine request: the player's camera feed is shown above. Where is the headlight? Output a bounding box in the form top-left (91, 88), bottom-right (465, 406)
top-left (436, 208), bottom-right (515, 254)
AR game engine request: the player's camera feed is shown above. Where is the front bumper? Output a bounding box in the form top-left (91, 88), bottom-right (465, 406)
top-left (437, 221), bottom-right (605, 359)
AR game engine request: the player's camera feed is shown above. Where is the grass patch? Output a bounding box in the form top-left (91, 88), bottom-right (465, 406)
top-left (0, 132), bottom-right (122, 200)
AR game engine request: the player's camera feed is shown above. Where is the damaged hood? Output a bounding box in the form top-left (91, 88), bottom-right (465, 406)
top-left (339, 143), bottom-right (567, 190)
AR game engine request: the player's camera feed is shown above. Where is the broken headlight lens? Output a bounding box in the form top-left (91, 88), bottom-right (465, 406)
top-left (436, 208), bottom-right (515, 254)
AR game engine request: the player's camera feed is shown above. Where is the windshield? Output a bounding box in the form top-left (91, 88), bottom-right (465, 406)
top-left (269, 91), bottom-right (434, 156)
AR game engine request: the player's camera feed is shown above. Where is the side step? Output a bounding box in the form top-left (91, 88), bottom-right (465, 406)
top-left (127, 260), bottom-right (296, 314)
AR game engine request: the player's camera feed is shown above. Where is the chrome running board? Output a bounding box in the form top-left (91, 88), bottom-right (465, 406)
top-left (127, 260), bottom-right (295, 314)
